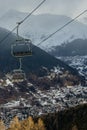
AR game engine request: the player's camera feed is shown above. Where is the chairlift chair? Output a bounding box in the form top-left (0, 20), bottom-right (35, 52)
top-left (12, 69), bottom-right (26, 82)
top-left (11, 39), bottom-right (32, 58)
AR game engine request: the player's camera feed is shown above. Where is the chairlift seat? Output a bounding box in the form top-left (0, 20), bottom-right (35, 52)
top-left (13, 51), bottom-right (32, 57)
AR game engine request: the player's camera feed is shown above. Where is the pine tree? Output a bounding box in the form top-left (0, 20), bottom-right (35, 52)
top-left (28, 116), bottom-right (35, 130)
top-left (0, 120), bottom-right (6, 130)
top-left (38, 118), bottom-right (46, 130)
top-left (21, 116), bottom-right (35, 130)
top-left (8, 116), bottom-right (21, 130)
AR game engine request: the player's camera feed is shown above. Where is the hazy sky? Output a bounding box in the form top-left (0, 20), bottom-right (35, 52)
top-left (0, 0), bottom-right (87, 18)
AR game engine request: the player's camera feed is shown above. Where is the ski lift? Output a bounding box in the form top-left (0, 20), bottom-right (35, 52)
top-left (11, 22), bottom-right (32, 58)
top-left (11, 22), bottom-right (32, 82)
top-left (11, 39), bottom-right (32, 58)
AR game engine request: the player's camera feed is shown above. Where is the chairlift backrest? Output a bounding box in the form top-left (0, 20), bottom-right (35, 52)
top-left (12, 69), bottom-right (26, 81)
top-left (11, 39), bottom-right (32, 58)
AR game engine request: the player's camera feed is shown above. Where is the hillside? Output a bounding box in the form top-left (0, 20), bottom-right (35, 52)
top-left (0, 27), bottom-right (80, 76)
top-left (1, 103), bottom-right (87, 130)
top-left (49, 39), bottom-right (87, 56)
top-left (0, 79), bottom-right (87, 126)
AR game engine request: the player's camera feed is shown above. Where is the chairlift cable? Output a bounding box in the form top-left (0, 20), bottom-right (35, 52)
top-left (18, 0), bottom-right (46, 25)
top-left (0, 0), bottom-right (46, 45)
top-left (35, 10), bottom-right (87, 47)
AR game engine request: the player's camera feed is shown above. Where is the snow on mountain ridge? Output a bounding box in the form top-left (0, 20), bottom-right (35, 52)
top-left (0, 10), bottom-right (87, 51)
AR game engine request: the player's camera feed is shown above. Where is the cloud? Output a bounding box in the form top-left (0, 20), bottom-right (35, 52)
top-left (0, 0), bottom-right (87, 18)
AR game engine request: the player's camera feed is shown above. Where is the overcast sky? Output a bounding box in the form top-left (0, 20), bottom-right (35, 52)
top-left (0, 0), bottom-right (87, 18)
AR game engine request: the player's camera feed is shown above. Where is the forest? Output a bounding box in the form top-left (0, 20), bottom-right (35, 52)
top-left (0, 104), bottom-right (87, 130)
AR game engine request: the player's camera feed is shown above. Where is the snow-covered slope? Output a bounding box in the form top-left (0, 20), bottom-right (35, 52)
top-left (78, 13), bottom-right (87, 25)
top-left (0, 10), bottom-right (87, 51)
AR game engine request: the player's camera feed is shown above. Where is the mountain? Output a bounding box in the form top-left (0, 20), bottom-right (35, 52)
top-left (49, 39), bottom-right (87, 56)
top-left (0, 27), bottom-right (80, 75)
top-left (0, 10), bottom-right (87, 52)
top-left (79, 14), bottom-right (87, 25)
